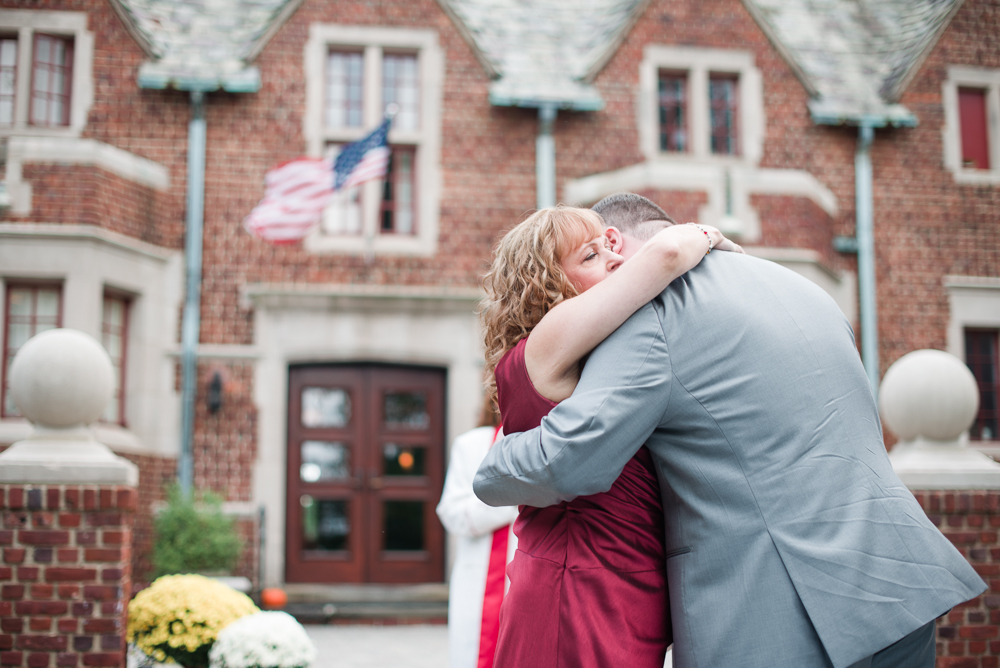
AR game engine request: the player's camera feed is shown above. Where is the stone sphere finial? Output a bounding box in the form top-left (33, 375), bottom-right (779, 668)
top-left (879, 349), bottom-right (979, 444)
top-left (9, 329), bottom-right (114, 429)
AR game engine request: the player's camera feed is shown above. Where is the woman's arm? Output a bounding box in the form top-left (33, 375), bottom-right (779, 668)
top-left (525, 223), bottom-right (738, 402)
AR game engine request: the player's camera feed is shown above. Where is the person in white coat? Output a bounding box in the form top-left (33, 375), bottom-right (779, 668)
top-left (437, 418), bottom-right (518, 668)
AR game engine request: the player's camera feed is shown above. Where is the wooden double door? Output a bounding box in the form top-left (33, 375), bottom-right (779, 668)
top-left (285, 365), bottom-right (445, 584)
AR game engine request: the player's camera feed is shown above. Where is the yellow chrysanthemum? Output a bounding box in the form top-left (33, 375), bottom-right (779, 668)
top-left (127, 574), bottom-right (258, 665)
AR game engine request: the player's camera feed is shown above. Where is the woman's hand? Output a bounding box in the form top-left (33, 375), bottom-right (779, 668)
top-left (683, 223), bottom-right (745, 254)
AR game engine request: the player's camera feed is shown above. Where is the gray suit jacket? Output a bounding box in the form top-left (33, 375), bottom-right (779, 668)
top-left (474, 253), bottom-right (985, 668)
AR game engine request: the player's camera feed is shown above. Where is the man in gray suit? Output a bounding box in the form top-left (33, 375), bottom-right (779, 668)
top-left (474, 193), bottom-right (985, 668)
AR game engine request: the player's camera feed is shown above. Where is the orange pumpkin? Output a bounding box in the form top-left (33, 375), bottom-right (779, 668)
top-left (260, 587), bottom-right (288, 609)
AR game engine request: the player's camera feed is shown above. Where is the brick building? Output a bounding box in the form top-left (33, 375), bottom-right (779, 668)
top-left (0, 0), bottom-right (997, 617)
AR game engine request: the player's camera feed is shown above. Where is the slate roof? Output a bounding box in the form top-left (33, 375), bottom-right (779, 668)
top-left (742, 0), bottom-right (963, 126)
top-left (108, 0), bottom-right (302, 92)
top-left (437, 0), bottom-right (648, 110)
top-left (107, 0), bottom-right (963, 122)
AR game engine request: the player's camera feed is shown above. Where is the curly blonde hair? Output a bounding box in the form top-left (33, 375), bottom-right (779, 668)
top-left (480, 206), bottom-right (605, 407)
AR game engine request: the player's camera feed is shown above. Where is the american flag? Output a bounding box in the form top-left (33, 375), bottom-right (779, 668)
top-left (243, 118), bottom-right (392, 244)
top-left (333, 118), bottom-right (391, 191)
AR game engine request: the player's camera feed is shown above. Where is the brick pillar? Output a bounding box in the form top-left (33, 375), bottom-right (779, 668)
top-left (913, 491), bottom-right (1000, 668)
top-left (0, 485), bottom-right (136, 668)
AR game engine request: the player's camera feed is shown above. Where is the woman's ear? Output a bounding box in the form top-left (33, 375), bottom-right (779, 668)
top-left (605, 227), bottom-right (624, 254)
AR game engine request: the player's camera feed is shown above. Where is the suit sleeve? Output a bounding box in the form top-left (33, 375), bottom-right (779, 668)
top-left (436, 429), bottom-right (519, 537)
top-left (473, 302), bottom-right (672, 508)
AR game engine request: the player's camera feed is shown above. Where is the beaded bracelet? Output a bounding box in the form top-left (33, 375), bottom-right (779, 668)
top-left (689, 223), bottom-right (713, 254)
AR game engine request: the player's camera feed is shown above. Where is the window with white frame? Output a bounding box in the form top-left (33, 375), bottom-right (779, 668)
top-left (640, 46), bottom-right (763, 164)
top-left (943, 67), bottom-right (1000, 184)
top-left (0, 11), bottom-right (93, 136)
top-left (304, 26), bottom-right (443, 256)
top-left (945, 276), bottom-right (1000, 448)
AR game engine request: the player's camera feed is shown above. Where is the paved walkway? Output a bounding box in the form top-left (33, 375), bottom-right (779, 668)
top-left (131, 624), bottom-right (672, 668)
top-left (303, 625), bottom-right (674, 668)
top-left (305, 624), bottom-right (449, 668)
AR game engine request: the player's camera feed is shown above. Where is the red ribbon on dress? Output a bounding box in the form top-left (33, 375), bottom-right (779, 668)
top-left (477, 425), bottom-right (508, 668)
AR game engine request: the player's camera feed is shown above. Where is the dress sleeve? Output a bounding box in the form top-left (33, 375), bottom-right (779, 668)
top-left (495, 337), bottom-right (558, 434)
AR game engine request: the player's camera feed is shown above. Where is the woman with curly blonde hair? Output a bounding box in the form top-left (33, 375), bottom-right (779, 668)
top-left (479, 200), bottom-right (741, 667)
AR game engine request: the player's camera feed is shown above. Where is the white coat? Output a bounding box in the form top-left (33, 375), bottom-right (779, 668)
top-left (436, 426), bottom-right (518, 668)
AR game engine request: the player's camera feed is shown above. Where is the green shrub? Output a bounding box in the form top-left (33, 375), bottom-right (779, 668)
top-left (152, 487), bottom-right (243, 578)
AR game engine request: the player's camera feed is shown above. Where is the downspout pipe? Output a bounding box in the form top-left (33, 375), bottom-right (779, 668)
top-left (536, 104), bottom-right (557, 209)
top-left (855, 123), bottom-right (879, 401)
top-left (179, 90), bottom-right (207, 497)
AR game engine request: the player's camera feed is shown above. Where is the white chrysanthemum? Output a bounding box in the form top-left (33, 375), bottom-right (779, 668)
top-left (208, 611), bottom-right (316, 668)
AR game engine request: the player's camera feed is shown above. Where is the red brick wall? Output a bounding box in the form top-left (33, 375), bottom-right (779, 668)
top-left (914, 491), bottom-right (1000, 668)
top-left (870, 0), bottom-right (1000, 378)
top-left (18, 166), bottom-right (162, 245)
top-left (0, 484), bottom-right (135, 668)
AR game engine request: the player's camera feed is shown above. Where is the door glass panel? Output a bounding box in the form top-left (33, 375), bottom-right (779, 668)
top-left (301, 495), bottom-right (350, 551)
top-left (383, 444), bottom-right (426, 476)
top-left (383, 391), bottom-right (428, 429)
top-left (383, 500), bottom-right (424, 550)
top-left (300, 441), bottom-right (350, 482)
top-left (301, 387), bottom-right (351, 428)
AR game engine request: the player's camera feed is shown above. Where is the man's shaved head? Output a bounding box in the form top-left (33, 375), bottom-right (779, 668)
top-left (591, 192), bottom-right (677, 241)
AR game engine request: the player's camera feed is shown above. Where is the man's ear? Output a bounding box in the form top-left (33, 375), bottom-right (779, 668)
top-left (605, 227), bottom-right (624, 254)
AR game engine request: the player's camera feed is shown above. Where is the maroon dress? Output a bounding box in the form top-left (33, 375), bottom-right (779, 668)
top-left (493, 337), bottom-right (670, 667)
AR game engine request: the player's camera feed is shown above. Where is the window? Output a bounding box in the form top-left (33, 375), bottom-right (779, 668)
top-left (101, 293), bottom-right (129, 426)
top-left (30, 34), bottom-right (73, 127)
top-left (966, 329), bottom-right (998, 441)
top-left (319, 48), bottom-right (419, 239)
top-left (658, 72), bottom-right (687, 152)
top-left (0, 36), bottom-right (16, 126)
top-left (959, 87), bottom-right (989, 170)
top-left (709, 75), bottom-right (739, 156)
top-left (943, 67), bottom-right (1000, 184)
top-left (641, 46), bottom-right (762, 164)
top-left (2, 283), bottom-right (62, 417)
top-left (0, 11), bottom-right (92, 137)
top-left (325, 51), bottom-right (364, 129)
top-left (382, 54), bottom-right (419, 131)
top-left (304, 25), bottom-right (443, 256)
top-left (379, 146), bottom-right (416, 234)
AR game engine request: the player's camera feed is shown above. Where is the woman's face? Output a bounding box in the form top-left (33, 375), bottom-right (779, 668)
top-left (561, 232), bottom-right (624, 293)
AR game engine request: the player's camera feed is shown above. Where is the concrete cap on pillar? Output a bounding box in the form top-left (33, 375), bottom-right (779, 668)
top-left (0, 329), bottom-right (138, 485)
top-left (880, 349), bottom-right (1000, 489)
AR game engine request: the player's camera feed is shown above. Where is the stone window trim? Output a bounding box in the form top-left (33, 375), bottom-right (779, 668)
top-left (0, 10), bottom-right (94, 139)
top-left (303, 25), bottom-right (444, 257)
top-left (0, 224), bottom-right (181, 459)
top-left (639, 45), bottom-right (764, 166)
top-left (945, 275), bottom-right (1000, 450)
top-left (942, 67), bottom-right (1000, 186)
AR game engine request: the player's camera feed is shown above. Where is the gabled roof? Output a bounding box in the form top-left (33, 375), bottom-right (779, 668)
top-left (742, 0), bottom-right (964, 126)
top-left (437, 0), bottom-right (649, 110)
top-left (108, 0), bottom-right (303, 92)
top-left (108, 0), bottom-right (963, 121)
